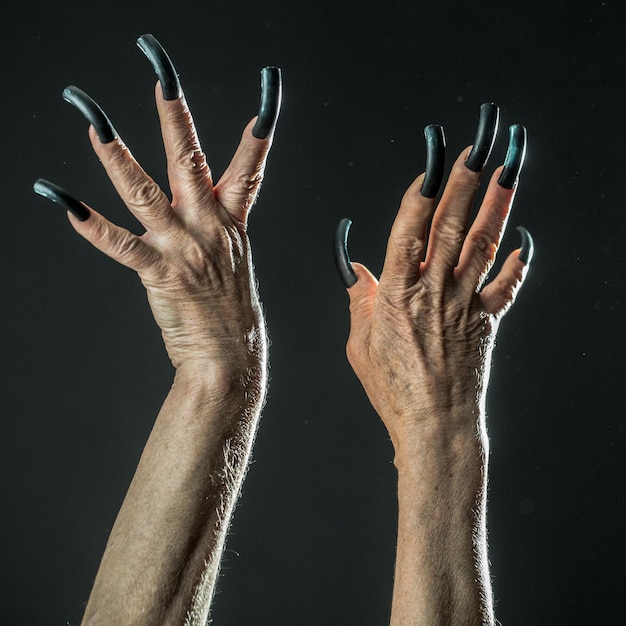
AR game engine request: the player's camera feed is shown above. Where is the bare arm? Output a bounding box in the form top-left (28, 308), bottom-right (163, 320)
top-left (35, 35), bottom-right (281, 625)
top-left (335, 107), bottom-right (532, 625)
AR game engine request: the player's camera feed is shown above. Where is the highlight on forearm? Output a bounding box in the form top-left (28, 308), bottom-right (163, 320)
top-left (334, 218), bottom-right (358, 288)
top-left (62, 85), bottom-right (118, 144)
top-left (252, 67), bottom-right (282, 139)
top-left (465, 103), bottom-right (499, 172)
top-left (136, 33), bottom-right (182, 100)
top-left (421, 124), bottom-right (446, 198)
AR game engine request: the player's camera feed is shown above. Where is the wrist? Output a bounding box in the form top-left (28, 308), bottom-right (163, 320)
top-left (172, 353), bottom-right (268, 418)
top-left (390, 403), bottom-right (487, 478)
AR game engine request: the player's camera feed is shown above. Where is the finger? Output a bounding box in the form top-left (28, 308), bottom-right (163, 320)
top-left (63, 85), bottom-right (177, 233)
top-left (33, 179), bottom-right (156, 272)
top-left (480, 227), bottom-right (534, 317)
top-left (154, 83), bottom-right (214, 214)
top-left (424, 147), bottom-right (483, 272)
top-left (214, 67), bottom-right (282, 223)
top-left (378, 124), bottom-right (445, 289)
top-left (465, 103), bottom-right (499, 172)
top-left (456, 125), bottom-right (528, 291)
top-left (379, 173), bottom-right (436, 289)
top-left (424, 104), bottom-right (500, 274)
top-left (454, 166), bottom-right (515, 290)
top-left (138, 34), bottom-right (214, 214)
top-left (89, 126), bottom-right (178, 234)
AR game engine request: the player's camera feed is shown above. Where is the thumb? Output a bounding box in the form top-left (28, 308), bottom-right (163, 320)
top-left (347, 262), bottom-right (378, 323)
top-left (334, 218), bottom-right (378, 321)
top-left (481, 227), bottom-right (534, 318)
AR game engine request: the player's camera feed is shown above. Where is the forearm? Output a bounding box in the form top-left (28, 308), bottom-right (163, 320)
top-left (82, 360), bottom-right (266, 626)
top-left (390, 412), bottom-right (493, 626)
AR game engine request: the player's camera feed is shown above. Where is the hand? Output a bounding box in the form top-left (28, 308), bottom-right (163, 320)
top-left (335, 105), bottom-right (533, 451)
top-left (35, 34), bottom-right (281, 382)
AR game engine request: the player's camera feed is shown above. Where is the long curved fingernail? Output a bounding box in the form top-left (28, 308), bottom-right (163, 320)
top-left (421, 124), bottom-right (446, 198)
top-left (465, 103), bottom-right (499, 172)
top-left (136, 34), bottom-right (181, 100)
top-left (33, 179), bottom-right (90, 221)
top-left (252, 67), bottom-right (282, 139)
top-left (334, 218), bottom-right (358, 288)
top-left (516, 226), bottom-right (534, 265)
top-left (498, 125), bottom-right (527, 189)
top-left (62, 85), bottom-right (117, 144)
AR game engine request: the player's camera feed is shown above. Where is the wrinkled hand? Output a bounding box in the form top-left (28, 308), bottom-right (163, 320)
top-left (36, 36), bottom-right (281, 377)
top-left (336, 112), bottom-right (532, 447)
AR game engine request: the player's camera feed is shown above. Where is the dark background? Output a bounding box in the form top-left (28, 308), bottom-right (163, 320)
top-left (1, 0), bottom-right (624, 623)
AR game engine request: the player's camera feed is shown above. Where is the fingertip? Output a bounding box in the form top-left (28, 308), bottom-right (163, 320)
top-left (516, 226), bottom-right (534, 265)
top-left (421, 124), bottom-right (446, 198)
top-left (334, 218), bottom-right (358, 288)
top-left (498, 124), bottom-right (527, 189)
top-left (137, 33), bottom-right (181, 101)
top-left (465, 102), bottom-right (500, 173)
top-left (349, 262), bottom-right (366, 286)
top-left (252, 66), bottom-right (282, 139)
top-left (63, 85), bottom-right (117, 144)
top-left (33, 178), bottom-right (91, 222)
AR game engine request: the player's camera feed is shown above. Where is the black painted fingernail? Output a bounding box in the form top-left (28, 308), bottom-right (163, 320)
top-left (465, 103), bottom-right (499, 172)
top-left (62, 85), bottom-right (117, 144)
top-left (252, 67), bottom-right (282, 139)
top-left (516, 226), bottom-right (534, 265)
top-left (498, 125), bottom-right (527, 189)
top-left (136, 34), bottom-right (181, 100)
top-left (334, 218), bottom-right (358, 288)
top-left (421, 124), bottom-right (446, 198)
top-left (33, 179), bottom-right (90, 221)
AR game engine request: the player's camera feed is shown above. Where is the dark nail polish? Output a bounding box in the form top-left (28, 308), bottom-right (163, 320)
top-left (421, 124), bottom-right (446, 198)
top-left (33, 179), bottom-right (90, 221)
top-left (334, 218), bottom-right (358, 288)
top-left (516, 226), bottom-right (534, 265)
top-left (252, 67), bottom-right (282, 139)
top-left (62, 85), bottom-right (117, 144)
top-left (136, 34), bottom-right (181, 101)
top-left (465, 103), bottom-right (499, 172)
top-left (498, 125), bottom-right (527, 189)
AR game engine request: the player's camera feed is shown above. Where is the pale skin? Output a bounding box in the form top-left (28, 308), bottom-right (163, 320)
top-left (344, 149), bottom-right (530, 625)
top-left (70, 83), bottom-right (274, 625)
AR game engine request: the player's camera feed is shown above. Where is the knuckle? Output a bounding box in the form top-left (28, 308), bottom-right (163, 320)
top-left (88, 218), bottom-right (112, 247)
top-left (346, 335), bottom-right (361, 366)
top-left (490, 278), bottom-right (515, 304)
top-left (173, 144), bottom-right (210, 179)
top-left (434, 219), bottom-right (467, 249)
top-left (126, 178), bottom-right (163, 210)
top-left (112, 232), bottom-right (141, 261)
top-left (468, 230), bottom-right (497, 262)
top-left (390, 234), bottom-right (426, 264)
top-left (235, 168), bottom-right (264, 199)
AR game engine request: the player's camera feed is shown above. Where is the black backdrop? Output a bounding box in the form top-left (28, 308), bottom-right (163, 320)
top-left (1, 0), bottom-right (625, 623)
